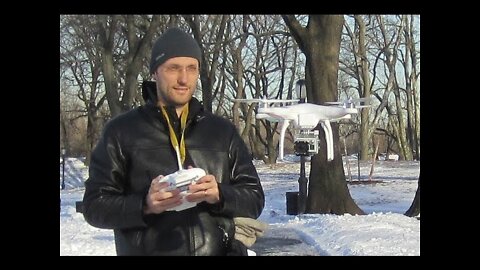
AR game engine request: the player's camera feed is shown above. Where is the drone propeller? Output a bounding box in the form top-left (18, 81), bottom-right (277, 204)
top-left (324, 101), bottom-right (343, 105)
top-left (352, 97), bottom-right (372, 105)
top-left (234, 98), bottom-right (261, 104)
top-left (325, 97), bottom-right (372, 108)
top-left (234, 98), bottom-right (299, 104)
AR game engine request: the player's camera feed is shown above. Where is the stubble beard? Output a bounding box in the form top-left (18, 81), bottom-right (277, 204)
top-left (157, 88), bottom-right (192, 108)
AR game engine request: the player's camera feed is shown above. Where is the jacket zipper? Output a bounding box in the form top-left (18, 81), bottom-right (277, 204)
top-left (188, 209), bottom-right (195, 255)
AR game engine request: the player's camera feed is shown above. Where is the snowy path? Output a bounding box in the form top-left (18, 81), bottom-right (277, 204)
top-left (251, 224), bottom-right (322, 256)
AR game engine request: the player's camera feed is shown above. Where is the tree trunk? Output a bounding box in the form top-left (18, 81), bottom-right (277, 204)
top-left (60, 107), bottom-right (69, 153)
top-left (354, 15), bottom-right (373, 161)
top-left (343, 137), bottom-right (352, 182)
top-left (185, 15), bottom-right (228, 113)
top-left (122, 15), bottom-right (161, 112)
top-left (405, 176), bottom-right (420, 217)
top-left (368, 137), bottom-right (379, 182)
top-left (283, 15), bottom-right (364, 215)
top-left (308, 124), bottom-right (364, 214)
top-left (96, 15), bottom-right (122, 117)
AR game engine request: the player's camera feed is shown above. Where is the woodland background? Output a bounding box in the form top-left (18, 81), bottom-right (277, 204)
top-left (60, 15), bottom-right (420, 215)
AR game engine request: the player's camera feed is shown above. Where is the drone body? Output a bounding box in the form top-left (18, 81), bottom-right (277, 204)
top-left (258, 103), bottom-right (357, 128)
top-left (235, 97), bottom-right (369, 161)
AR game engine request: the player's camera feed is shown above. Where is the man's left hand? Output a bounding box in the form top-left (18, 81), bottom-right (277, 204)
top-left (185, 174), bottom-right (220, 204)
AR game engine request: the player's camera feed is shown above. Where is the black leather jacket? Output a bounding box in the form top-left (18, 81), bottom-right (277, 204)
top-left (82, 82), bottom-right (264, 255)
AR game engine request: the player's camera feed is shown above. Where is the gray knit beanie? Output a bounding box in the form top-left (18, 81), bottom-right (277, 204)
top-left (149, 27), bottom-right (202, 74)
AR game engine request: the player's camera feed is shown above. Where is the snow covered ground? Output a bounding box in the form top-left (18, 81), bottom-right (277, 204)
top-left (60, 156), bottom-right (420, 256)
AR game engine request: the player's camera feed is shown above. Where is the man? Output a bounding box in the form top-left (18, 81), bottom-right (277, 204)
top-left (82, 27), bottom-right (265, 256)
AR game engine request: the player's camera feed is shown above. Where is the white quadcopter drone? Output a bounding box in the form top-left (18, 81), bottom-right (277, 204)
top-left (235, 96), bottom-right (370, 161)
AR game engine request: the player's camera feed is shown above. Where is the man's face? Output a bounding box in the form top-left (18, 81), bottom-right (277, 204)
top-left (153, 57), bottom-right (199, 108)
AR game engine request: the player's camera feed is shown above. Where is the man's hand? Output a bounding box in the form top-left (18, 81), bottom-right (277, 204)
top-left (185, 174), bottom-right (220, 204)
top-left (143, 176), bottom-right (183, 215)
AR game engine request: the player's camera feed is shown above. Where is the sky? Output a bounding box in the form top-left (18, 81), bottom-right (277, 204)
top-left (60, 155), bottom-right (420, 256)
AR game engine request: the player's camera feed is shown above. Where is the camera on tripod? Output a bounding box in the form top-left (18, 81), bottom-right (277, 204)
top-left (293, 129), bottom-right (319, 156)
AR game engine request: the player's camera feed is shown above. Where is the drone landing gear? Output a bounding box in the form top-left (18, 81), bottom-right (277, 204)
top-left (320, 120), bottom-right (334, 161)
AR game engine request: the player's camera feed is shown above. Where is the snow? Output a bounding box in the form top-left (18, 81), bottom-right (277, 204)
top-left (60, 156), bottom-right (420, 256)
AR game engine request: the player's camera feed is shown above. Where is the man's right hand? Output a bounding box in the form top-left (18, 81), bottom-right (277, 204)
top-left (143, 176), bottom-right (183, 214)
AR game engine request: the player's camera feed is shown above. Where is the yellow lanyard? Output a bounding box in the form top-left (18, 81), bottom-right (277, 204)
top-left (160, 104), bottom-right (189, 166)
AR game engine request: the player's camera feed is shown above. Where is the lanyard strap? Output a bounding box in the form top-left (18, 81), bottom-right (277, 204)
top-left (160, 104), bottom-right (189, 166)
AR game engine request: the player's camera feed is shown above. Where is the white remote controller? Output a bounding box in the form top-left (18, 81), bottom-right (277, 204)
top-left (159, 168), bottom-right (206, 211)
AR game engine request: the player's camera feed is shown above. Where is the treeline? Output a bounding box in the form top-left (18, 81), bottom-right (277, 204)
top-left (60, 15), bottom-right (420, 164)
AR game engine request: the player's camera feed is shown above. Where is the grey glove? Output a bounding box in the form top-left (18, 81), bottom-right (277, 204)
top-left (233, 217), bottom-right (268, 247)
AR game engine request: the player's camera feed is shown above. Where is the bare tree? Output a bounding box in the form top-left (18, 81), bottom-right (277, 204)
top-left (401, 15), bottom-right (421, 161)
top-left (249, 16), bottom-right (300, 164)
top-left (243, 15), bottom-right (299, 164)
top-left (283, 15), bottom-right (364, 215)
top-left (61, 15), bottom-right (108, 164)
top-left (377, 15), bottom-right (413, 160)
top-left (229, 15), bottom-right (250, 133)
top-left (341, 15), bottom-right (374, 160)
top-left (402, 15), bottom-right (420, 218)
top-left (340, 15), bottom-right (420, 161)
top-left (59, 84), bottom-right (71, 155)
top-left (96, 15), bottom-right (163, 117)
top-left (184, 15), bottom-right (229, 113)
top-left (340, 15), bottom-right (420, 217)
top-left (219, 15), bottom-right (301, 164)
